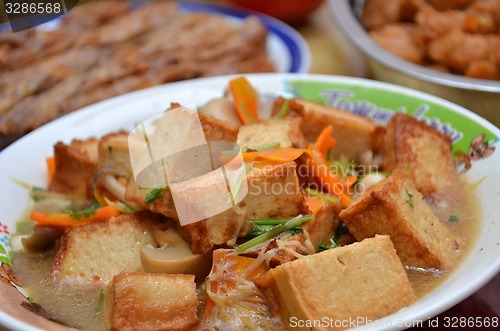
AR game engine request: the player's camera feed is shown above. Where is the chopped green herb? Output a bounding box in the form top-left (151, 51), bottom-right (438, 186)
top-left (107, 146), bottom-right (113, 154)
top-left (240, 101), bottom-right (257, 123)
top-left (251, 217), bottom-right (300, 226)
top-left (27, 297), bottom-right (35, 304)
top-left (448, 215), bottom-right (459, 222)
top-left (326, 148), bottom-right (334, 162)
top-left (405, 189), bottom-right (414, 209)
top-left (30, 187), bottom-right (68, 202)
top-left (62, 204), bottom-right (100, 220)
top-left (138, 184), bottom-right (169, 190)
top-left (317, 221), bottom-right (348, 252)
top-left (318, 237), bottom-right (340, 252)
top-left (245, 224), bottom-right (275, 238)
top-left (253, 142), bottom-right (281, 151)
top-left (228, 168), bottom-right (248, 206)
top-left (236, 214), bottom-right (314, 253)
top-left (95, 289), bottom-right (105, 313)
top-left (335, 222), bottom-right (349, 238)
top-left (144, 188), bottom-right (164, 203)
top-left (287, 227), bottom-right (304, 235)
top-left (271, 99), bottom-right (290, 119)
top-left (220, 147), bottom-right (248, 156)
top-left (10, 178), bottom-right (68, 201)
top-left (305, 187), bottom-right (339, 204)
top-left (245, 217), bottom-right (309, 238)
top-left (406, 163), bottom-right (412, 171)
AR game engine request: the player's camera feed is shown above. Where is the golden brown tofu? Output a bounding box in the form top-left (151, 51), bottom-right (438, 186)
top-left (98, 131), bottom-right (132, 177)
top-left (48, 138), bottom-right (99, 201)
top-left (125, 177), bottom-right (178, 219)
top-left (184, 161), bottom-right (309, 254)
top-left (383, 113), bottom-right (458, 199)
top-left (289, 99), bottom-right (385, 165)
top-left (254, 235), bottom-right (416, 331)
top-left (53, 212), bottom-right (159, 284)
top-left (237, 116), bottom-right (308, 149)
top-left (124, 111), bottom-right (238, 218)
top-left (128, 161), bottom-right (307, 255)
top-left (303, 197), bottom-right (342, 250)
top-left (339, 168), bottom-right (460, 270)
top-left (105, 273), bottom-right (198, 331)
top-left (199, 111), bottom-right (238, 143)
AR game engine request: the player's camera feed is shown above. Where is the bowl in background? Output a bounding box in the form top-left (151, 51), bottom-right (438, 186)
top-left (329, 0), bottom-right (500, 127)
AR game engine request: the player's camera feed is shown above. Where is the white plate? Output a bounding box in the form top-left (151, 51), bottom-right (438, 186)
top-left (0, 74), bottom-right (498, 331)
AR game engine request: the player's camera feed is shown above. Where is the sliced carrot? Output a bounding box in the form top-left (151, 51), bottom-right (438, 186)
top-left (229, 77), bottom-right (259, 125)
top-left (46, 157), bottom-right (55, 182)
top-left (315, 125), bottom-right (336, 156)
top-left (220, 147), bottom-right (304, 165)
top-left (245, 147), bottom-right (304, 162)
top-left (306, 149), bottom-right (353, 208)
top-left (305, 196), bottom-right (323, 215)
top-left (30, 206), bottom-right (120, 228)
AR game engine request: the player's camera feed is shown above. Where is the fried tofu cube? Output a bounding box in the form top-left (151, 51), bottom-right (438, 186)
top-left (339, 168), bottom-right (460, 270)
top-left (48, 138), bottom-right (99, 200)
top-left (125, 177), bottom-right (178, 219)
top-left (98, 131), bottom-right (132, 177)
top-left (254, 235), bottom-right (416, 331)
top-left (199, 111), bottom-right (238, 143)
top-left (383, 113), bottom-right (457, 199)
top-left (53, 212), bottom-right (158, 284)
top-left (237, 117), bottom-right (308, 149)
top-left (124, 111), bottom-right (238, 219)
top-left (289, 99), bottom-right (385, 165)
top-left (304, 197), bottom-right (342, 250)
top-left (184, 161), bottom-right (309, 254)
top-left (105, 273), bottom-right (198, 331)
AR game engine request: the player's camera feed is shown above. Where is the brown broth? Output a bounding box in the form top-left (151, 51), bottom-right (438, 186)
top-left (406, 178), bottom-right (482, 297)
top-left (11, 177), bottom-right (482, 330)
top-left (13, 251), bottom-right (104, 331)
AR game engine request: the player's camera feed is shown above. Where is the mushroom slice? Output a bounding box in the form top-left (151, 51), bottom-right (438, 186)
top-left (141, 243), bottom-right (212, 282)
top-left (200, 97), bottom-right (242, 127)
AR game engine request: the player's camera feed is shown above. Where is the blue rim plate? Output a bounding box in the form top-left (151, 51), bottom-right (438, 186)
top-left (0, 1), bottom-right (311, 74)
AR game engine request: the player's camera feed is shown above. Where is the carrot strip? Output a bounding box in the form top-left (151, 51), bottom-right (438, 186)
top-left (228, 77), bottom-right (259, 125)
top-left (306, 149), bottom-right (353, 207)
top-left (315, 125), bottom-right (336, 156)
top-left (46, 157), bottom-right (55, 182)
top-left (30, 206), bottom-right (119, 228)
top-left (220, 147), bottom-right (304, 164)
top-left (305, 196), bottom-right (323, 215)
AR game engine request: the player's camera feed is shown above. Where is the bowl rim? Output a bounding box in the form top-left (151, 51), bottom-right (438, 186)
top-left (328, 0), bottom-right (500, 93)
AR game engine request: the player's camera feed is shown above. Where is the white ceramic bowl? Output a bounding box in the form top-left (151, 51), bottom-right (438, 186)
top-left (0, 74), bottom-right (498, 331)
top-left (329, 0), bottom-right (500, 127)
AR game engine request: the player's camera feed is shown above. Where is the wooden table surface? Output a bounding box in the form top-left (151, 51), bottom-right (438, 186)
top-left (297, 3), bottom-right (500, 329)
